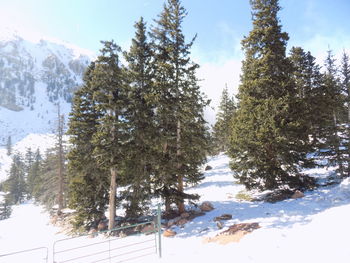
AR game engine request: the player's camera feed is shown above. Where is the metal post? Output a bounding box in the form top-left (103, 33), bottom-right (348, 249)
top-left (157, 203), bottom-right (162, 258)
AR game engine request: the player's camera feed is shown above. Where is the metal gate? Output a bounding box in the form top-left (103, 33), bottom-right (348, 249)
top-left (53, 205), bottom-right (162, 263)
top-left (0, 246), bottom-right (48, 263)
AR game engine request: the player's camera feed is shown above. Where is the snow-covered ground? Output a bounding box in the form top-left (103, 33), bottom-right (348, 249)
top-left (1, 153), bottom-right (350, 263)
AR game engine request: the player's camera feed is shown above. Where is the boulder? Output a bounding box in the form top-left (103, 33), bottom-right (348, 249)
top-left (200, 201), bottom-right (214, 212)
top-left (97, 221), bottom-right (107, 231)
top-left (141, 224), bottom-right (155, 235)
top-left (88, 228), bottom-right (98, 238)
top-left (216, 221), bottom-right (223, 229)
top-left (180, 212), bottom-right (190, 219)
top-left (177, 218), bottom-right (188, 226)
top-left (205, 165), bottom-right (213, 171)
top-left (167, 216), bottom-right (181, 227)
top-left (163, 229), bottom-right (177, 237)
top-left (291, 190), bottom-right (305, 199)
top-left (214, 214), bottom-right (232, 221)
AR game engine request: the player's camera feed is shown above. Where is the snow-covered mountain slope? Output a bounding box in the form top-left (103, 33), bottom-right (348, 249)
top-left (1, 154), bottom-right (350, 263)
top-left (0, 30), bottom-right (93, 143)
top-left (0, 133), bottom-right (63, 182)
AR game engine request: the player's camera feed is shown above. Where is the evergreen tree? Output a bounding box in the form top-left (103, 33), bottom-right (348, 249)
top-left (229, 0), bottom-right (314, 190)
top-left (122, 17), bottom-right (156, 218)
top-left (67, 63), bottom-right (109, 229)
top-left (289, 47), bottom-right (325, 146)
top-left (32, 150), bottom-right (63, 209)
top-left (91, 41), bottom-right (129, 229)
top-left (0, 195), bottom-right (12, 220)
top-left (6, 136), bottom-right (12, 156)
top-left (322, 50), bottom-right (345, 176)
top-left (27, 148), bottom-right (42, 199)
top-left (56, 105), bottom-right (66, 215)
top-left (340, 51), bottom-right (350, 176)
top-left (4, 154), bottom-right (27, 204)
top-left (151, 0), bottom-right (209, 213)
top-left (212, 85), bottom-right (236, 153)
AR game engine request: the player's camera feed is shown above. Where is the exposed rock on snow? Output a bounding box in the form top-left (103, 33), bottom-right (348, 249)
top-left (213, 214), bottom-right (232, 221)
top-left (291, 190), bottom-right (305, 199)
top-left (199, 201), bottom-right (214, 212)
top-left (163, 229), bottom-right (177, 237)
top-left (205, 222), bottom-right (260, 245)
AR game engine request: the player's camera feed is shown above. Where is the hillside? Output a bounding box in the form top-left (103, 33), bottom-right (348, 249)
top-left (1, 153), bottom-right (350, 263)
top-left (0, 30), bottom-right (92, 144)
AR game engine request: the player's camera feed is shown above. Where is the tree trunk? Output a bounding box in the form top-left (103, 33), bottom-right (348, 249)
top-left (176, 120), bottom-right (185, 213)
top-left (108, 167), bottom-right (117, 230)
top-left (57, 107), bottom-right (64, 215)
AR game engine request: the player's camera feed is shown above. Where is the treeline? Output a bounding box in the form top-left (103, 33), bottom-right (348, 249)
top-left (212, 0), bottom-right (350, 191)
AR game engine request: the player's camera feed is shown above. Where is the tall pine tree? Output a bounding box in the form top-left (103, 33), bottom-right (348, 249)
top-left (151, 0), bottom-right (209, 213)
top-left (229, 0), bottom-right (314, 190)
top-left (212, 85), bottom-right (236, 153)
top-left (122, 17), bottom-right (156, 218)
top-left (340, 51), bottom-right (350, 176)
top-left (67, 63), bottom-right (109, 229)
top-left (91, 41), bottom-right (129, 229)
top-left (4, 154), bottom-right (26, 204)
top-left (322, 50), bottom-right (346, 176)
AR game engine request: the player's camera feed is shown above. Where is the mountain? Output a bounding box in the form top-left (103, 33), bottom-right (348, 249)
top-left (0, 30), bottom-right (93, 144)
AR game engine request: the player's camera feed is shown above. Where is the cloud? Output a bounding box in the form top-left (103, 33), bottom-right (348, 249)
top-left (289, 31), bottom-right (350, 68)
top-left (197, 57), bottom-right (242, 125)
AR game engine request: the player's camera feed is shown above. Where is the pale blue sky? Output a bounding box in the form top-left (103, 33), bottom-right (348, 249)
top-left (0, 0), bottom-right (349, 122)
top-left (1, 0), bottom-right (349, 61)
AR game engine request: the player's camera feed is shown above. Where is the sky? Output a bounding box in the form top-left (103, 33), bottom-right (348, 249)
top-left (0, 0), bottom-right (349, 123)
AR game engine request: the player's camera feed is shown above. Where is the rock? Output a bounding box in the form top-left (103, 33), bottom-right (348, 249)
top-left (141, 224), bottom-right (156, 235)
top-left (205, 222), bottom-right (260, 245)
top-left (180, 212), bottom-right (190, 219)
top-left (214, 214), bottom-right (232, 221)
top-left (88, 228), bottom-right (98, 238)
top-left (177, 218), bottom-right (188, 226)
top-left (200, 201), bottom-right (214, 212)
top-left (119, 231), bottom-right (127, 238)
top-left (291, 190), bottom-right (305, 199)
top-left (216, 221), bottom-right (223, 229)
top-left (97, 221), bottom-right (107, 231)
top-left (163, 229), bottom-right (176, 237)
top-left (167, 216), bottom-right (181, 227)
top-left (205, 165), bottom-right (213, 171)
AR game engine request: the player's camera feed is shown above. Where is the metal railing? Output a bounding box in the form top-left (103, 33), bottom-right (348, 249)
top-left (53, 204), bottom-right (162, 263)
top-left (0, 246), bottom-right (48, 263)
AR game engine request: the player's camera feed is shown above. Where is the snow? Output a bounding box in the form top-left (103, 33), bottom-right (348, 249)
top-left (0, 133), bottom-right (62, 182)
top-left (1, 153), bottom-right (350, 262)
top-left (0, 30), bottom-right (94, 145)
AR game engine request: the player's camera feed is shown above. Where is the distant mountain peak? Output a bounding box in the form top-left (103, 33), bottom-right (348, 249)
top-left (0, 29), bottom-right (93, 143)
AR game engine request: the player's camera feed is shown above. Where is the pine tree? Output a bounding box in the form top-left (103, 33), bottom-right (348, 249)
top-left (122, 17), bottom-right (156, 218)
top-left (229, 0), bottom-right (315, 190)
top-left (56, 104), bottom-right (66, 215)
top-left (91, 41), bottom-right (129, 230)
top-left (0, 195), bottom-right (12, 220)
top-left (6, 136), bottom-right (12, 156)
top-left (322, 50), bottom-right (345, 176)
top-left (340, 51), bottom-right (350, 176)
top-left (32, 150), bottom-right (63, 209)
top-left (151, 0), bottom-right (209, 213)
top-left (212, 85), bottom-right (236, 153)
top-left (67, 63), bottom-right (109, 229)
top-left (289, 47), bottom-right (325, 146)
top-left (4, 154), bottom-right (27, 204)
top-left (27, 148), bottom-right (42, 199)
